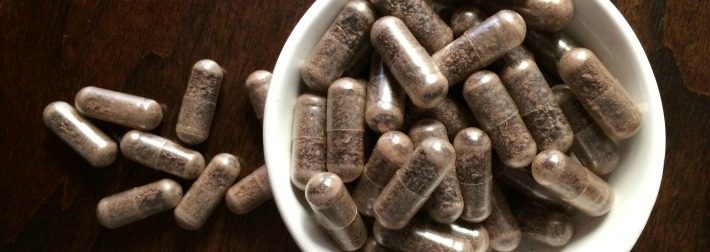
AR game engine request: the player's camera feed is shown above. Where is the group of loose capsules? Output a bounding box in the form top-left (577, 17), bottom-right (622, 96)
top-left (43, 59), bottom-right (275, 230)
top-left (292, 0), bottom-right (642, 251)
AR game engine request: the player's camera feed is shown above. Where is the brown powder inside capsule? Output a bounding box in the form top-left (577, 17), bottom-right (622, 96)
top-left (371, 0), bottom-right (453, 53)
top-left (226, 165), bottom-right (272, 214)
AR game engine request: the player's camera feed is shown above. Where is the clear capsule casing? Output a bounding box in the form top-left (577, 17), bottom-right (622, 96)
top-left (453, 127), bottom-right (493, 223)
top-left (365, 53), bottom-right (406, 134)
top-left (481, 186), bottom-right (521, 252)
top-left (327, 77), bottom-right (367, 182)
top-left (96, 179), bottom-right (183, 229)
top-left (374, 219), bottom-right (474, 252)
top-left (291, 93), bottom-right (327, 190)
top-left (120, 130), bottom-right (205, 180)
top-left (226, 165), bottom-right (272, 214)
top-left (512, 202), bottom-right (574, 247)
top-left (176, 59), bottom-right (224, 145)
top-left (74, 86), bottom-right (163, 130)
top-left (371, 0), bottom-right (453, 53)
top-left (494, 163), bottom-right (576, 213)
top-left (245, 70), bottom-right (272, 125)
top-left (440, 221), bottom-right (490, 252)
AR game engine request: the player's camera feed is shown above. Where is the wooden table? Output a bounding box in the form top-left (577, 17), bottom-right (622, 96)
top-left (0, 0), bottom-right (707, 251)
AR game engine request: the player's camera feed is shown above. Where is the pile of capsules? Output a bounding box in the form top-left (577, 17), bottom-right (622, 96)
top-left (292, 0), bottom-right (642, 251)
top-left (43, 60), bottom-right (276, 230)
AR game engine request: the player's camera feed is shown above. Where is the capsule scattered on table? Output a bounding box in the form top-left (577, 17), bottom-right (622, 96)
top-left (120, 130), bottom-right (205, 180)
top-left (432, 10), bottom-right (526, 85)
top-left (559, 47), bottom-right (642, 140)
top-left (245, 70), bottom-right (271, 125)
top-left (512, 202), bottom-right (573, 247)
top-left (474, 0), bottom-right (574, 31)
top-left (494, 163), bottom-right (576, 213)
top-left (306, 172), bottom-right (367, 251)
top-left (226, 164), bottom-right (272, 214)
top-left (481, 185), bottom-right (521, 252)
top-left (532, 150), bottom-right (615, 216)
top-left (353, 131), bottom-right (414, 217)
top-left (74, 86), bottom-right (163, 130)
top-left (370, 16), bottom-right (448, 109)
top-left (301, 0), bottom-right (376, 92)
top-left (371, 0), bottom-right (453, 53)
top-left (176, 59), bottom-right (224, 145)
top-left (463, 71), bottom-right (537, 168)
top-left (441, 221), bottom-right (490, 252)
top-left (413, 97), bottom-right (476, 141)
top-left (374, 219), bottom-right (474, 252)
top-left (500, 58), bottom-right (574, 152)
top-left (553, 85), bottom-right (620, 175)
top-left (327, 77), bottom-right (366, 182)
top-left (449, 5), bottom-right (485, 37)
top-left (523, 30), bottom-right (577, 78)
top-left (366, 53), bottom-right (406, 134)
top-left (175, 153), bottom-right (240, 230)
top-left (43, 101), bottom-right (118, 167)
top-left (453, 128), bottom-right (493, 223)
top-left (373, 138), bottom-right (455, 229)
top-left (291, 93), bottom-right (327, 190)
top-left (97, 179), bottom-right (183, 229)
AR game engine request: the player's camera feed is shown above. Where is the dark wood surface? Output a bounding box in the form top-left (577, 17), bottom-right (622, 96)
top-left (0, 0), bottom-right (707, 251)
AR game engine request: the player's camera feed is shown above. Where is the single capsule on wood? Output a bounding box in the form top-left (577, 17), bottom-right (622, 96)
top-left (43, 101), bottom-right (118, 167)
top-left (75, 86), bottom-right (162, 130)
top-left (481, 186), bottom-right (521, 252)
top-left (327, 77), bottom-right (366, 182)
top-left (176, 59), bottom-right (223, 145)
top-left (226, 165), bottom-right (272, 214)
top-left (97, 179), bottom-right (182, 228)
top-left (120, 130), bottom-right (205, 180)
top-left (374, 219), bottom-right (474, 252)
top-left (291, 94), bottom-right (327, 190)
top-left (474, 0), bottom-right (574, 31)
top-left (366, 53), bottom-right (406, 134)
top-left (454, 128), bottom-right (493, 223)
top-left (371, 0), bottom-right (453, 53)
top-left (512, 202), bottom-right (573, 247)
top-left (245, 70), bottom-right (271, 125)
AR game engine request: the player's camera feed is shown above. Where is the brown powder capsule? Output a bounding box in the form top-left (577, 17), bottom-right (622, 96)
top-left (500, 58), bottom-right (574, 152)
top-left (474, 0), bottom-right (574, 31)
top-left (43, 101), bottom-right (118, 167)
top-left (370, 16), bottom-right (449, 109)
top-left (291, 93), bottom-right (327, 190)
top-left (120, 130), bottom-right (205, 180)
top-left (97, 179), bottom-right (183, 229)
top-left (225, 165), bottom-right (272, 214)
top-left (553, 85), bottom-right (620, 175)
top-left (175, 153), bottom-right (241, 230)
top-left (306, 172), bottom-right (368, 251)
top-left (371, 0), bottom-right (453, 53)
top-left (493, 164), bottom-right (576, 213)
top-left (366, 53), bottom-right (407, 134)
top-left (408, 118), bottom-right (448, 146)
top-left (361, 236), bottom-right (394, 252)
top-left (481, 185), bottom-right (521, 252)
top-left (463, 71), bottom-right (537, 168)
top-left (449, 5), bottom-right (485, 38)
top-left (301, 0), bottom-right (376, 92)
top-left (413, 97), bottom-right (476, 140)
top-left (74, 86), bottom-right (163, 130)
top-left (327, 77), bottom-right (366, 182)
top-left (512, 202), bottom-right (574, 247)
top-left (523, 30), bottom-right (577, 78)
top-left (245, 70), bottom-right (272, 125)
top-left (453, 128), bottom-right (493, 223)
top-left (558, 48), bottom-right (642, 140)
top-left (374, 219), bottom-right (474, 252)
top-left (353, 131), bottom-right (414, 217)
top-left (176, 59), bottom-right (223, 145)
top-left (373, 138), bottom-right (455, 229)
top-left (439, 221), bottom-right (490, 252)
top-left (432, 10), bottom-right (526, 85)
top-left (532, 150), bottom-right (615, 216)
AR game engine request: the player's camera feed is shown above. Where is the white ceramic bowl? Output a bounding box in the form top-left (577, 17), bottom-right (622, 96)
top-left (264, 0), bottom-right (666, 251)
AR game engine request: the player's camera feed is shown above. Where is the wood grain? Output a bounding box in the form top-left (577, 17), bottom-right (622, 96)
top-left (0, 0), bottom-right (706, 251)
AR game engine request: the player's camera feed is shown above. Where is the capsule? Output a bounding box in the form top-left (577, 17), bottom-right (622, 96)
top-left (301, 0), bottom-right (376, 92)
top-left (361, 236), bottom-right (394, 252)
top-left (475, 0), bottom-right (574, 31)
top-left (74, 86), bottom-right (162, 130)
top-left (366, 53), bottom-right (406, 134)
top-left (43, 101), bottom-right (118, 167)
top-left (120, 130), bottom-right (205, 180)
top-left (305, 172), bottom-right (367, 251)
top-left (373, 138), bottom-right (455, 229)
top-left (494, 164), bottom-right (575, 213)
top-left (463, 71), bottom-right (537, 168)
top-left (501, 58), bottom-right (574, 152)
top-left (327, 77), bottom-right (366, 182)
top-left (176, 59), bottom-right (224, 145)
top-left (481, 186), bottom-right (521, 252)
top-left (225, 164), bottom-right (272, 214)
top-left (371, 16), bottom-right (449, 109)
top-left (408, 118), bottom-right (448, 146)
top-left (553, 85), bottom-right (620, 175)
top-left (414, 97), bottom-right (476, 140)
top-left (532, 150), bottom-right (615, 216)
top-left (96, 179), bottom-right (183, 229)
top-left (353, 131), bottom-right (414, 217)
top-left (245, 70), bottom-right (271, 125)
top-left (291, 94), bottom-right (327, 190)
top-left (559, 48), bottom-right (642, 140)
top-left (501, 45), bottom-right (535, 64)
top-left (453, 128), bottom-right (493, 222)
top-left (432, 10), bottom-right (526, 85)
top-left (523, 30), bottom-right (577, 78)
top-left (512, 203), bottom-right (573, 247)
top-left (371, 0), bottom-right (453, 53)
top-left (441, 221), bottom-right (490, 252)
top-left (174, 153), bottom-right (240, 230)
top-left (374, 220), bottom-right (473, 252)
top-left (449, 5), bottom-right (485, 37)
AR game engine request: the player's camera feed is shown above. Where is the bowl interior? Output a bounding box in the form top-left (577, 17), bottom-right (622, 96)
top-left (264, 0), bottom-right (665, 251)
